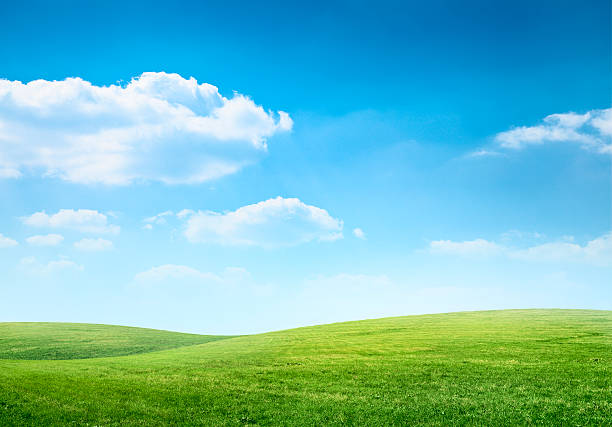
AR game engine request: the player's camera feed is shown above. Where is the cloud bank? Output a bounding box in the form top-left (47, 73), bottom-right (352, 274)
top-left (495, 108), bottom-right (612, 153)
top-left (0, 72), bottom-right (292, 184)
top-left (22, 209), bottom-right (119, 234)
top-left (182, 197), bottom-right (343, 247)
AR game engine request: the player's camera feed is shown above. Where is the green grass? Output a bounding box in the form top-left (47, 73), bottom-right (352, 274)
top-left (0, 322), bottom-right (230, 360)
top-left (1, 309), bottom-right (611, 425)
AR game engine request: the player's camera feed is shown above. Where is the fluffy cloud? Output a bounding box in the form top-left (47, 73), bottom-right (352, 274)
top-left (0, 233), bottom-right (18, 248)
top-left (352, 228), bottom-right (366, 239)
top-left (0, 72), bottom-right (292, 184)
top-left (21, 209), bottom-right (119, 234)
top-left (183, 197), bottom-right (343, 247)
top-left (495, 108), bottom-right (612, 153)
top-left (428, 232), bottom-right (612, 266)
top-left (74, 238), bottom-right (113, 251)
top-left (429, 238), bottom-right (504, 257)
top-left (19, 256), bottom-right (83, 275)
top-left (26, 234), bottom-right (64, 246)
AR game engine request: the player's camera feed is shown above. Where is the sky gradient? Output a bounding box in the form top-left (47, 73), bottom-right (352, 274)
top-left (0, 0), bottom-right (610, 334)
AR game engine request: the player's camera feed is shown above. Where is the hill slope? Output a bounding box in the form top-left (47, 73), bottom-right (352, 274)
top-left (0, 309), bottom-right (611, 425)
top-left (0, 322), bottom-right (230, 360)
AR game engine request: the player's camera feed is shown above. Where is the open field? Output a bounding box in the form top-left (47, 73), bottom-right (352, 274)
top-left (1, 309), bottom-right (611, 425)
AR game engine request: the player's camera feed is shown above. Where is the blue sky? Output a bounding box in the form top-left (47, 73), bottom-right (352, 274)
top-left (0, 0), bottom-right (610, 334)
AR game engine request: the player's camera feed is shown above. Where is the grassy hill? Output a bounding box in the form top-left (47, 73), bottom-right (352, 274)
top-left (0, 309), bottom-right (611, 425)
top-left (0, 322), bottom-right (231, 360)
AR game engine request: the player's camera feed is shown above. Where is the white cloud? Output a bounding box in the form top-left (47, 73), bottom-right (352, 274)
top-left (495, 108), bottom-right (611, 153)
top-left (74, 238), bottom-right (113, 251)
top-left (428, 232), bottom-right (612, 266)
top-left (143, 210), bottom-right (173, 224)
top-left (142, 209), bottom-right (194, 229)
top-left (21, 209), bottom-right (119, 234)
top-left (591, 108), bottom-right (612, 136)
top-left (466, 149), bottom-right (504, 158)
top-left (353, 228), bottom-right (366, 239)
top-left (142, 210), bottom-right (174, 229)
top-left (133, 264), bottom-right (249, 286)
top-left (511, 233), bottom-right (612, 266)
top-left (0, 233), bottom-right (18, 248)
top-left (134, 264), bottom-right (220, 284)
top-left (19, 256), bottom-right (83, 275)
top-left (26, 234), bottom-right (64, 246)
top-left (0, 168), bottom-right (21, 178)
top-left (428, 238), bottom-right (504, 257)
top-left (183, 197), bottom-right (343, 247)
top-left (176, 209), bottom-right (195, 219)
top-left (0, 72), bottom-right (292, 184)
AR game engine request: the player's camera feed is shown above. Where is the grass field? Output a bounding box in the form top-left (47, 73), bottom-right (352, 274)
top-left (1, 309), bottom-right (611, 425)
top-left (0, 322), bottom-right (230, 360)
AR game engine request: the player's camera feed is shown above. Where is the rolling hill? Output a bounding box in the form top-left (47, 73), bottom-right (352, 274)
top-left (1, 309), bottom-right (610, 425)
top-left (0, 322), bottom-right (230, 360)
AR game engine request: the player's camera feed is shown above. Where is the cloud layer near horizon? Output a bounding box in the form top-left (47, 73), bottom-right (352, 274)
top-left (0, 72), bottom-right (292, 184)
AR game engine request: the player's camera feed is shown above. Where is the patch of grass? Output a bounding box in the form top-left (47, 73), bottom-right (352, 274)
top-left (0, 322), bottom-right (230, 360)
top-left (0, 309), bottom-right (611, 425)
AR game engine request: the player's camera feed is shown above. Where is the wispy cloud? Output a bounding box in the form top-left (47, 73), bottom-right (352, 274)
top-left (21, 209), bottom-right (119, 234)
top-left (465, 149), bottom-right (505, 158)
top-left (74, 238), bottom-right (113, 251)
top-left (26, 234), bottom-right (64, 246)
top-left (134, 265), bottom-right (249, 286)
top-left (143, 211), bottom-right (174, 226)
top-left (352, 228), bottom-right (366, 240)
top-left (428, 238), bottom-right (504, 257)
top-left (142, 211), bottom-right (175, 229)
top-left (427, 232), bottom-right (612, 266)
top-left (0, 233), bottom-right (18, 248)
top-left (510, 234), bottom-right (612, 266)
top-left (19, 256), bottom-right (84, 275)
top-left (0, 72), bottom-right (292, 184)
top-left (494, 108), bottom-right (612, 153)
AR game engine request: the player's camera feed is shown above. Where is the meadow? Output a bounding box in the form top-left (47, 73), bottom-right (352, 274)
top-left (0, 309), bottom-right (610, 425)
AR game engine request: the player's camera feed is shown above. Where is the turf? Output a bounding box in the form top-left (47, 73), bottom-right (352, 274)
top-left (0, 309), bottom-right (611, 425)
